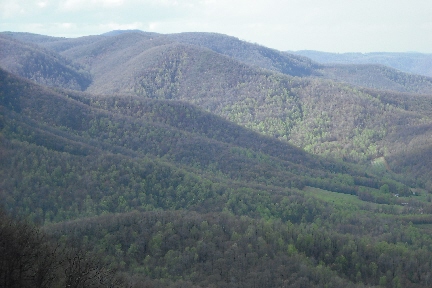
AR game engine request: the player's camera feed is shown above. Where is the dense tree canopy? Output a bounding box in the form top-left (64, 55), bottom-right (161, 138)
top-left (1, 30), bottom-right (432, 287)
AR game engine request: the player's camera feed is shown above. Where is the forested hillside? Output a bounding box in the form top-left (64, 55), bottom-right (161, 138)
top-left (0, 66), bottom-right (432, 287)
top-left (0, 34), bottom-right (91, 90)
top-left (2, 30), bottom-right (432, 287)
top-left (46, 32), bottom-right (432, 182)
top-left (2, 30), bottom-right (432, 185)
top-left (1, 68), bottom-right (394, 220)
top-left (165, 32), bottom-right (319, 77)
top-left (162, 33), bottom-right (432, 94)
top-left (5, 30), bottom-right (432, 94)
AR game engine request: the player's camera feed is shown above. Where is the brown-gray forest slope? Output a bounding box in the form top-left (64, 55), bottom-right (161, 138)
top-left (2, 30), bottom-right (432, 185)
top-left (2, 67), bottom-right (432, 287)
top-left (4, 32), bottom-right (432, 287)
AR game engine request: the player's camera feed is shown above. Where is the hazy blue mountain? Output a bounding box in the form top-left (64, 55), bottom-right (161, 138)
top-left (0, 34), bottom-right (92, 90)
top-left (291, 50), bottom-right (432, 77)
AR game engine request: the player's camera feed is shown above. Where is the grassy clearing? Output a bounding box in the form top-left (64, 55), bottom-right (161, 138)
top-left (302, 186), bottom-right (404, 214)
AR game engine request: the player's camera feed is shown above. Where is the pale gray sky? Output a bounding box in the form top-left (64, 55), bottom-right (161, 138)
top-left (1, 0), bottom-right (431, 53)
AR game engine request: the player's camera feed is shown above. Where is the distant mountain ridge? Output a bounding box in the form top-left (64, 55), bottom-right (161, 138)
top-left (291, 50), bottom-right (432, 78)
top-left (165, 32), bottom-right (319, 77)
top-left (318, 63), bottom-right (432, 94)
top-left (0, 34), bottom-right (92, 90)
top-left (4, 30), bottom-right (432, 94)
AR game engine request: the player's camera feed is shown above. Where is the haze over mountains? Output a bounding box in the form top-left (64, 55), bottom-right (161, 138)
top-left (291, 50), bottom-right (432, 78)
top-left (1, 29), bottom-right (432, 287)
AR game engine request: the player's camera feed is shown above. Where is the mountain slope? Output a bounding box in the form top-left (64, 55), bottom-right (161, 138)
top-left (5, 31), bottom-right (432, 94)
top-left (57, 35), bottom-right (432, 183)
top-left (3, 68), bottom-right (432, 287)
top-left (146, 32), bottom-right (432, 93)
top-left (165, 32), bottom-right (319, 77)
top-left (61, 32), bottom-right (173, 78)
top-left (10, 67), bottom-right (400, 193)
top-left (0, 34), bottom-right (91, 90)
top-left (2, 31), bottom-right (432, 185)
top-left (1, 67), bottom-right (388, 217)
top-left (0, 31), bottom-right (64, 44)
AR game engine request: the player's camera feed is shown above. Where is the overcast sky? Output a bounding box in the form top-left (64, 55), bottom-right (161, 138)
top-left (1, 0), bottom-right (431, 53)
